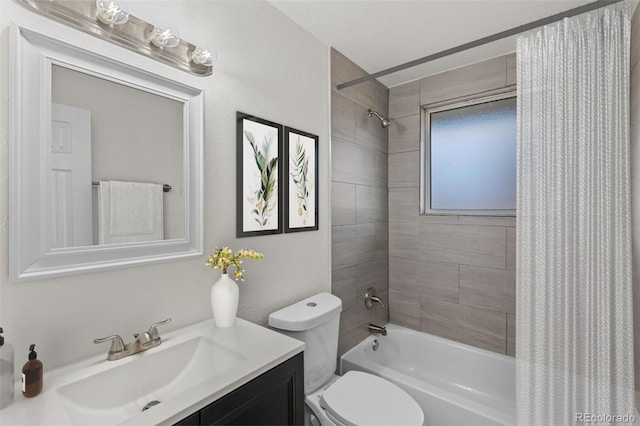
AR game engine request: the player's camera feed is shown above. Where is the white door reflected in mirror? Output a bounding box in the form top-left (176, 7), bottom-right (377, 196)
top-left (50, 103), bottom-right (92, 248)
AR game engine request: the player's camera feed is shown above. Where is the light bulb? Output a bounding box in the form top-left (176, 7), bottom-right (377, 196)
top-left (190, 47), bottom-right (217, 67)
top-left (95, 0), bottom-right (129, 25)
top-left (150, 26), bottom-right (180, 48)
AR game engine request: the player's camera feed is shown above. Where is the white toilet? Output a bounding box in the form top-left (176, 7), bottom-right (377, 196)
top-left (268, 292), bottom-right (424, 426)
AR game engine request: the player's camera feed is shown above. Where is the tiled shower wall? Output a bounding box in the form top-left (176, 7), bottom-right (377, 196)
top-left (387, 54), bottom-right (517, 356)
top-left (330, 49), bottom-right (390, 356)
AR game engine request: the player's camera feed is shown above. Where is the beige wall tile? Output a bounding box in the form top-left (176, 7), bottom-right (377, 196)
top-left (374, 222), bottom-right (389, 260)
top-left (375, 81), bottom-right (389, 118)
top-left (390, 256), bottom-right (458, 302)
top-left (417, 214), bottom-right (459, 224)
top-left (331, 49), bottom-right (389, 359)
top-left (334, 50), bottom-right (526, 359)
top-left (458, 216), bottom-right (516, 227)
top-left (389, 81), bottom-right (420, 119)
top-left (389, 222), bottom-right (421, 260)
top-left (420, 56), bottom-right (506, 106)
top-left (636, 251), bottom-right (640, 392)
top-left (332, 266), bottom-right (357, 312)
top-left (385, 53), bottom-right (521, 357)
top-left (420, 297), bottom-right (507, 354)
top-left (420, 224), bottom-right (506, 269)
top-left (331, 48), bottom-right (363, 87)
top-left (332, 182), bottom-right (356, 226)
top-left (331, 92), bottom-right (355, 142)
top-left (507, 313), bottom-right (516, 357)
top-left (506, 227), bottom-right (516, 271)
top-left (389, 289), bottom-right (420, 330)
top-left (389, 187), bottom-right (420, 222)
top-left (356, 185), bottom-right (388, 224)
top-left (376, 222), bottom-right (388, 244)
top-left (374, 289), bottom-right (390, 324)
top-left (632, 7), bottom-right (640, 70)
top-left (356, 105), bottom-right (388, 153)
top-left (459, 265), bottom-right (515, 314)
top-left (389, 114), bottom-right (420, 154)
top-left (389, 151), bottom-right (419, 188)
top-left (506, 53), bottom-right (517, 86)
top-left (331, 48), bottom-right (377, 109)
top-left (332, 138), bottom-right (387, 187)
top-left (332, 223), bottom-right (378, 269)
top-left (388, 187), bottom-right (459, 224)
top-left (357, 258), bottom-right (388, 295)
top-left (332, 224), bottom-right (387, 269)
top-left (632, 62), bottom-right (640, 127)
top-left (635, 244), bottom-right (640, 392)
top-left (338, 318), bottom-right (371, 356)
top-left (338, 300), bottom-right (375, 355)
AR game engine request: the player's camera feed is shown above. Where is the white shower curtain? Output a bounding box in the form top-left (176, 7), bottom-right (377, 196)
top-left (516, 3), bottom-right (634, 425)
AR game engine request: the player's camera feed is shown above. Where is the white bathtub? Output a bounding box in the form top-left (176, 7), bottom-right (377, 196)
top-left (340, 324), bottom-right (515, 426)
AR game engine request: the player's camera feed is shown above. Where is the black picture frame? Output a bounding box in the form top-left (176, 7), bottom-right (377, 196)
top-left (283, 126), bottom-right (319, 233)
top-left (236, 112), bottom-right (283, 238)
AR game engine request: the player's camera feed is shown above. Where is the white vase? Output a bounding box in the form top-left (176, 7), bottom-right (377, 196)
top-left (210, 273), bottom-right (239, 327)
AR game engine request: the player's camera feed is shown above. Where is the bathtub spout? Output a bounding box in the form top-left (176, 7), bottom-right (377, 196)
top-left (368, 324), bottom-right (387, 336)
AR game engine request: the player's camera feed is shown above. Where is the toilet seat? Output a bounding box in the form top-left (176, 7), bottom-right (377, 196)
top-left (319, 371), bottom-right (424, 426)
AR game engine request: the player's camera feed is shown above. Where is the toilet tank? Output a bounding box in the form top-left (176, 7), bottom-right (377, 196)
top-left (268, 292), bottom-right (342, 393)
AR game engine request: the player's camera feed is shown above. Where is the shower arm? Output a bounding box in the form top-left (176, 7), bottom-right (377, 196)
top-left (367, 109), bottom-right (392, 128)
top-left (368, 109), bottom-right (384, 121)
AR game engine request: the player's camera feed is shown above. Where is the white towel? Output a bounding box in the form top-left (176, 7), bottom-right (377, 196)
top-left (98, 181), bottom-right (164, 244)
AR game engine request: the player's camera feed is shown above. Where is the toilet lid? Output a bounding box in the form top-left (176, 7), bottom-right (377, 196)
top-left (320, 371), bottom-right (424, 426)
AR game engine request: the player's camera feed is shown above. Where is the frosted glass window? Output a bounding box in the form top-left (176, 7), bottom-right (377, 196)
top-left (427, 96), bottom-right (516, 212)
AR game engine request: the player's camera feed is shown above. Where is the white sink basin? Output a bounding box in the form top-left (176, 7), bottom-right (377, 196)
top-left (56, 336), bottom-right (245, 425)
top-left (0, 319), bottom-right (304, 426)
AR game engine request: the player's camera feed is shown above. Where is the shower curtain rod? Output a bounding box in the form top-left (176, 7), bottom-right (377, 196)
top-left (336, 0), bottom-right (624, 90)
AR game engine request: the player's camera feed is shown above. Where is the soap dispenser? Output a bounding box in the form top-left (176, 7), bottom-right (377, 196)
top-left (0, 327), bottom-right (14, 409)
top-left (21, 344), bottom-right (42, 398)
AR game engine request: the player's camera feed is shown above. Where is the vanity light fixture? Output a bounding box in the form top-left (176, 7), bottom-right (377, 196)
top-left (95, 0), bottom-right (129, 26)
top-left (150, 25), bottom-right (180, 48)
top-left (190, 47), bottom-right (217, 67)
top-left (15, 0), bottom-right (214, 76)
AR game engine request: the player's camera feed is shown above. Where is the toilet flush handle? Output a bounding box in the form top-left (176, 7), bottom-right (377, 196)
top-left (365, 287), bottom-right (386, 310)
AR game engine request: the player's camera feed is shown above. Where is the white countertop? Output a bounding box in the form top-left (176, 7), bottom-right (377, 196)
top-left (0, 318), bottom-right (304, 425)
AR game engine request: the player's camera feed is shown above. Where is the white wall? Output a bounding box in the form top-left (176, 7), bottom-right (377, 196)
top-left (0, 0), bottom-right (330, 374)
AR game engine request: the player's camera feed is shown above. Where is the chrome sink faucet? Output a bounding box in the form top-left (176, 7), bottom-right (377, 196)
top-left (94, 318), bottom-right (171, 361)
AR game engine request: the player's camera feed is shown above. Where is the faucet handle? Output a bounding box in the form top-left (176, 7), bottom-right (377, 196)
top-left (370, 296), bottom-right (386, 309)
top-left (148, 318), bottom-right (171, 341)
top-left (365, 287), bottom-right (386, 309)
top-left (93, 335), bottom-right (125, 355)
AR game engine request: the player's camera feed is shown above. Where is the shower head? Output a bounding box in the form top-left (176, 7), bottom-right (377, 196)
top-left (367, 109), bottom-right (392, 128)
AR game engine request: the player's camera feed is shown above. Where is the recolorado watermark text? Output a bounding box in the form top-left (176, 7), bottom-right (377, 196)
top-left (576, 413), bottom-right (636, 423)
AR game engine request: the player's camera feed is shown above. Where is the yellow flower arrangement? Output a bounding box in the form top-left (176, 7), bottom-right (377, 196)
top-left (205, 246), bottom-right (264, 281)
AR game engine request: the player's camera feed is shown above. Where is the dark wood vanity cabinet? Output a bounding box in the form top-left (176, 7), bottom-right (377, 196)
top-left (174, 352), bottom-right (304, 426)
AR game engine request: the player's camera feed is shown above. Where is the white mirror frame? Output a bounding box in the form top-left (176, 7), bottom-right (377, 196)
top-left (9, 21), bottom-right (204, 282)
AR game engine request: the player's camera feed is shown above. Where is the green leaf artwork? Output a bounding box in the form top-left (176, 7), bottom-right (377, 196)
top-left (290, 136), bottom-right (310, 225)
top-left (245, 130), bottom-right (278, 229)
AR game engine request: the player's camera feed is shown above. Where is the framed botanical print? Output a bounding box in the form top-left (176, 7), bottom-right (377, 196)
top-left (284, 126), bottom-right (318, 233)
top-left (236, 112), bottom-right (283, 237)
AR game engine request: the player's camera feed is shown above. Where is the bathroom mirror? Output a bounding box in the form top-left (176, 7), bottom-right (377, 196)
top-left (10, 21), bottom-right (204, 281)
top-left (51, 65), bottom-right (185, 245)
